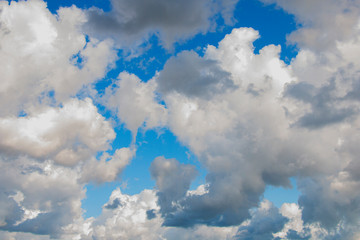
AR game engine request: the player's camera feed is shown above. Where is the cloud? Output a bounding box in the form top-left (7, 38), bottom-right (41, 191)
top-left (150, 9), bottom-right (360, 234)
top-left (152, 27), bottom-right (298, 227)
top-left (104, 72), bottom-right (167, 136)
top-left (2, 0), bottom-right (360, 239)
top-left (90, 188), bottom-right (163, 240)
top-left (0, 98), bottom-right (115, 166)
top-left (0, 0), bottom-right (117, 116)
top-left (150, 156), bottom-right (198, 222)
top-left (0, 156), bottom-right (86, 238)
top-left (80, 147), bottom-right (135, 184)
top-left (87, 187), bottom-right (239, 240)
top-left (84, 0), bottom-right (239, 48)
top-left (157, 50), bottom-right (236, 99)
top-left (284, 79), bottom-right (357, 129)
top-left (298, 176), bottom-right (360, 229)
top-left (234, 200), bottom-right (288, 240)
top-left (260, 0), bottom-right (360, 51)
top-left (257, 1), bottom-right (360, 234)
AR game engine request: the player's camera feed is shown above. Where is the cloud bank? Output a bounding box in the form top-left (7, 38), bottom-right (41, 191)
top-left (1, 0), bottom-right (360, 239)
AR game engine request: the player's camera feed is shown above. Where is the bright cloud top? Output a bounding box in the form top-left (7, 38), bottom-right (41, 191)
top-left (1, 0), bottom-right (360, 239)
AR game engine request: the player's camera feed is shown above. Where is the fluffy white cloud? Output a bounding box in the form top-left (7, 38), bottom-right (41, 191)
top-left (86, 187), bottom-right (239, 240)
top-left (0, 0), bottom-right (117, 116)
top-left (104, 72), bottom-right (167, 136)
top-left (0, 98), bottom-right (115, 166)
top-left (80, 147), bottom-right (135, 184)
top-left (152, 14), bottom-right (360, 235)
top-left (2, 0), bottom-right (360, 239)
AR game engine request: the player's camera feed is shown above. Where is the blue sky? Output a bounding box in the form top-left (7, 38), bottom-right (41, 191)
top-left (1, 0), bottom-right (360, 239)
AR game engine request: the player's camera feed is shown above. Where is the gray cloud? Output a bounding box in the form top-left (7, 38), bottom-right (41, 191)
top-left (85, 0), bottom-right (239, 48)
top-left (150, 156), bottom-right (198, 219)
top-left (283, 230), bottom-right (310, 240)
top-left (146, 209), bottom-right (157, 220)
top-left (285, 79), bottom-right (357, 129)
top-left (234, 200), bottom-right (288, 240)
top-left (260, 0), bottom-right (360, 51)
top-left (104, 198), bottom-right (122, 210)
top-left (298, 177), bottom-right (360, 230)
top-left (0, 156), bottom-right (86, 238)
top-left (157, 51), bottom-right (236, 99)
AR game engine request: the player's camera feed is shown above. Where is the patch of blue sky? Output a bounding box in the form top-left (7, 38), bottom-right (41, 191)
top-left (82, 182), bottom-right (120, 218)
top-left (173, 0), bottom-right (298, 63)
top-left (236, 0), bottom-right (298, 63)
top-left (43, 0), bottom-right (111, 13)
top-left (263, 178), bottom-right (300, 208)
top-left (122, 129), bottom-right (204, 195)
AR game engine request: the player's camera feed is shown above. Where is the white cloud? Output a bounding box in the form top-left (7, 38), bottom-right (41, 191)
top-left (0, 98), bottom-right (115, 166)
top-left (153, 20), bottom-right (360, 234)
top-left (87, 187), bottom-right (239, 240)
top-left (104, 72), bottom-right (167, 136)
top-left (80, 147), bottom-right (135, 184)
top-left (2, 0), bottom-right (360, 239)
top-left (0, 0), bottom-right (117, 116)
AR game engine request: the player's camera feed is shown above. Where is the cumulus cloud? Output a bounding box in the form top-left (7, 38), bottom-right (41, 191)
top-left (90, 188), bottom-right (163, 240)
top-left (152, 27), bottom-right (300, 227)
top-left (0, 2), bottom-right (132, 238)
top-left (85, 0), bottom-right (239, 48)
top-left (104, 72), bottom-right (167, 136)
top-left (0, 98), bottom-right (115, 166)
top-left (257, 1), bottom-right (360, 235)
top-left (3, 0), bottom-right (360, 239)
top-left (80, 147), bottom-right (135, 184)
top-left (157, 50), bottom-right (236, 99)
top-left (147, 12), bottom-right (360, 238)
top-left (261, 0), bottom-right (360, 51)
top-left (234, 200), bottom-right (288, 240)
top-left (0, 156), bottom-right (85, 238)
top-left (86, 188), bottom-right (239, 240)
top-left (150, 156), bottom-right (198, 224)
top-left (0, 0), bottom-right (117, 116)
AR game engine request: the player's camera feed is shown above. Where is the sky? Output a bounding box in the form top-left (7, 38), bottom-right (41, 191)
top-left (1, 0), bottom-right (360, 239)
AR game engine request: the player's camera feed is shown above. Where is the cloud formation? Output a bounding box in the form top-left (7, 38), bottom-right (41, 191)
top-left (2, 0), bottom-right (360, 239)
top-left (157, 50), bottom-right (236, 99)
top-left (85, 0), bottom-right (239, 48)
top-left (0, 0), bottom-right (117, 116)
